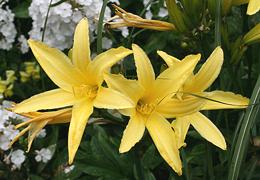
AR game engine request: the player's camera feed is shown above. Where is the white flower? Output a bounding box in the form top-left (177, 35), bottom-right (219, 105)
top-left (0, 6), bottom-right (17, 50)
top-left (10, 149), bottom-right (26, 169)
top-left (145, 10), bottom-right (153, 20)
top-left (64, 165), bottom-right (75, 174)
top-left (158, 8), bottom-right (168, 17)
top-left (102, 37), bottom-right (113, 49)
top-left (0, 135), bottom-right (10, 151)
top-left (37, 129), bottom-right (46, 138)
top-left (35, 148), bottom-right (52, 163)
top-left (18, 35), bottom-right (29, 54)
top-left (28, 0), bottom-right (114, 50)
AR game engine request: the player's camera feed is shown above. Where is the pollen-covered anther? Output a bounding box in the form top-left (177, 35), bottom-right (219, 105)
top-left (73, 84), bottom-right (98, 99)
top-left (136, 100), bottom-right (155, 115)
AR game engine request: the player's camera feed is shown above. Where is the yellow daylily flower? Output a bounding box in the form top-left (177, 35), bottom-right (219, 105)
top-left (14, 18), bottom-right (134, 164)
top-left (106, 5), bottom-right (175, 31)
top-left (157, 47), bottom-right (249, 149)
top-left (233, 0), bottom-right (260, 15)
top-left (104, 44), bottom-right (202, 175)
top-left (10, 108), bottom-right (72, 151)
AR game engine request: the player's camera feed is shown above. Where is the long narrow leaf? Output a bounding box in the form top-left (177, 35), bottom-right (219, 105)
top-left (228, 75), bottom-right (260, 180)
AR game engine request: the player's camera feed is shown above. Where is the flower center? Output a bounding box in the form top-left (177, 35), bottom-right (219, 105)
top-left (73, 84), bottom-right (98, 99)
top-left (136, 100), bottom-right (155, 115)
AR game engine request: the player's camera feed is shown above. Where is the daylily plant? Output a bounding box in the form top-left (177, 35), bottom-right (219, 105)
top-left (104, 44), bottom-right (202, 175)
top-left (157, 47), bottom-right (249, 149)
top-left (13, 18), bottom-right (134, 164)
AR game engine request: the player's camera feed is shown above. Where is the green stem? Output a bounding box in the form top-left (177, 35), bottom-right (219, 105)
top-left (214, 0), bottom-right (221, 47)
top-left (42, 0), bottom-right (53, 42)
top-left (97, 0), bottom-right (109, 54)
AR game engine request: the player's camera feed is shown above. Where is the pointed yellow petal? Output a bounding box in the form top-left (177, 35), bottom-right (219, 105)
top-left (157, 95), bottom-right (206, 118)
top-left (28, 40), bottom-right (83, 91)
top-left (184, 47), bottom-right (223, 92)
top-left (172, 118), bottom-right (191, 148)
top-left (9, 126), bottom-right (30, 147)
top-left (27, 120), bottom-right (49, 152)
top-left (104, 73), bottom-right (144, 103)
top-left (86, 47), bottom-right (132, 85)
top-left (202, 91), bottom-right (249, 110)
top-left (118, 108), bottom-right (134, 116)
top-left (146, 113), bottom-right (182, 175)
top-left (247, 0), bottom-right (260, 15)
top-left (119, 112), bottom-right (145, 153)
top-left (151, 54), bottom-right (200, 103)
top-left (68, 99), bottom-right (93, 164)
top-left (157, 50), bottom-right (180, 67)
top-left (94, 87), bottom-right (134, 109)
top-left (189, 112), bottom-right (226, 150)
top-left (14, 89), bottom-right (75, 113)
top-left (72, 18), bottom-right (91, 71)
top-left (132, 44), bottom-right (155, 89)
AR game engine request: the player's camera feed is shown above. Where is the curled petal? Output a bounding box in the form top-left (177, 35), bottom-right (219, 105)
top-left (172, 118), bottom-right (191, 149)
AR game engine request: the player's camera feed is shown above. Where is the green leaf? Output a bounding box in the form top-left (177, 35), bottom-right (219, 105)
top-left (13, 1), bottom-right (30, 18)
top-left (142, 144), bottom-right (163, 169)
top-left (228, 75), bottom-right (260, 180)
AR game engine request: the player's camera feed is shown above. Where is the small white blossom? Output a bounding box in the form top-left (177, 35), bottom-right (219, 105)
top-left (35, 148), bottom-right (53, 163)
top-left (18, 35), bottom-right (29, 54)
top-left (37, 129), bottom-right (46, 138)
top-left (145, 10), bottom-right (153, 20)
top-left (64, 165), bottom-right (75, 174)
top-left (102, 37), bottom-right (113, 49)
top-left (10, 149), bottom-right (26, 169)
top-left (0, 6), bottom-right (17, 50)
top-left (158, 8), bottom-right (168, 17)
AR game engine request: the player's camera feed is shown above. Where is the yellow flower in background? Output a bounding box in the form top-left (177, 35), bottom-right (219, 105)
top-left (157, 47), bottom-right (249, 149)
top-left (20, 62), bottom-right (41, 83)
top-left (10, 108), bottom-right (72, 152)
top-left (233, 0), bottom-right (260, 15)
top-left (0, 70), bottom-right (16, 97)
top-left (104, 44), bottom-right (202, 175)
top-left (14, 18), bottom-right (134, 164)
top-left (106, 5), bottom-right (175, 31)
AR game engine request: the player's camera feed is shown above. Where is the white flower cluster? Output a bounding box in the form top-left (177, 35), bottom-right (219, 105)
top-left (0, 1), bottom-right (17, 50)
top-left (143, 0), bottom-right (168, 20)
top-left (35, 148), bottom-right (53, 163)
top-left (29, 0), bottom-right (115, 50)
top-left (0, 103), bottom-right (23, 151)
top-left (4, 149), bottom-right (26, 170)
top-left (18, 35), bottom-right (29, 54)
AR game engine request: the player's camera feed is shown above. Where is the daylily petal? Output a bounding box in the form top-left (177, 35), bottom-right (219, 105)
top-left (9, 126), bottom-right (30, 147)
top-left (94, 87), bottom-right (134, 109)
top-left (184, 47), bottom-right (223, 92)
top-left (157, 95), bottom-right (206, 118)
top-left (14, 89), bottom-right (75, 113)
top-left (68, 99), bottom-right (93, 164)
top-left (202, 91), bottom-right (249, 110)
top-left (72, 18), bottom-right (91, 71)
top-left (86, 47), bottom-right (132, 85)
top-left (119, 112), bottom-right (145, 153)
top-left (247, 0), bottom-right (260, 15)
top-left (189, 112), bottom-right (227, 150)
top-left (104, 73), bottom-right (143, 103)
top-left (132, 44), bottom-right (155, 89)
top-left (157, 50), bottom-right (180, 67)
top-left (172, 117), bottom-right (191, 148)
top-left (150, 54), bottom-right (200, 103)
top-left (146, 112), bottom-right (182, 175)
top-left (28, 40), bottom-right (83, 92)
top-left (27, 120), bottom-right (49, 152)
